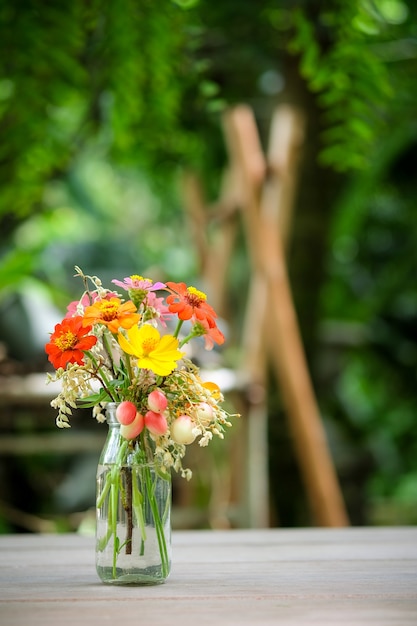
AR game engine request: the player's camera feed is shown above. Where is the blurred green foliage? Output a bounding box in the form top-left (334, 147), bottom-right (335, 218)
top-left (0, 0), bottom-right (212, 299)
top-left (0, 0), bottom-right (416, 527)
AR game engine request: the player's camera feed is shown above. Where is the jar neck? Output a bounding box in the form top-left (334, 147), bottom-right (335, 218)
top-left (100, 402), bottom-right (170, 475)
top-left (104, 402), bottom-right (121, 427)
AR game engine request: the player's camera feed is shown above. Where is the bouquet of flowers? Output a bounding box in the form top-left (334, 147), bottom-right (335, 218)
top-left (45, 266), bottom-right (236, 583)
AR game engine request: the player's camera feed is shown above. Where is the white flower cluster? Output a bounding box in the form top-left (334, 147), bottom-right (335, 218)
top-left (48, 363), bottom-right (97, 428)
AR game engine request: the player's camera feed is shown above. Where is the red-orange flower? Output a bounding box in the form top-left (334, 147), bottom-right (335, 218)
top-left (45, 316), bottom-right (97, 369)
top-left (82, 297), bottom-right (140, 334)
top-left (165, 282), bottom-right (218, 325)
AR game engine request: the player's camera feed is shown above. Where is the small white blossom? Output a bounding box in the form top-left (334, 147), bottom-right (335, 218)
top-left (181, 468), bottom-right (192, 481)
top-left (95, 411), bottom-right (106, 423)
top-left (163, 452), bottom-right (174, 468)
top-left (56, 415), bottom-right (70, 428)
top-left (199, 431), bottom-right (213, 447)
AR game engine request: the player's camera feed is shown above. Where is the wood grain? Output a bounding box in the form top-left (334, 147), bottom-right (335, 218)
top-left (1, 528), bottom-right (416, 625)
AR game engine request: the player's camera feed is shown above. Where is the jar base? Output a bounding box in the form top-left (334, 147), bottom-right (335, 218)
top-left (96, 565), bottom-right (169, 585)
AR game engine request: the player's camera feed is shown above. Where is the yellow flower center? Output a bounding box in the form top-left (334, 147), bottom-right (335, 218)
top-left (130, 274), bottom-right (152, 285)
top-left (55, 331), bottom-right (77, 351)
top-left (186, 286), bottom-right (207, 307)
top-left (98, 300), bottom-right (119, 321)
top-left (141, 337), bottom-right (158, 355)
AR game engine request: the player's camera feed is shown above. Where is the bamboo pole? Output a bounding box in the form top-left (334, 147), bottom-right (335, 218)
top-left (223, 105), bottom-right (348, 527)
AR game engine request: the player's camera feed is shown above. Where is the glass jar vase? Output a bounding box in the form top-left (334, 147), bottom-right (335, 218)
top-left (95, 403), bottom-right (172, 585)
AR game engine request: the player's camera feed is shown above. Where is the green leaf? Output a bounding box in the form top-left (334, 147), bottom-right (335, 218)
top-left (77, 388), bottom-right (112, 407)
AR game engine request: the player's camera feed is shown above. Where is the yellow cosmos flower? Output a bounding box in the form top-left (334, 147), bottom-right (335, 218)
top-left (117, 324), bottom-right (184, 377)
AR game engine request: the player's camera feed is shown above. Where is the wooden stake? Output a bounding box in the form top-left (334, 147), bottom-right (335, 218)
top-left (224, 105), bottom-right (348, 527)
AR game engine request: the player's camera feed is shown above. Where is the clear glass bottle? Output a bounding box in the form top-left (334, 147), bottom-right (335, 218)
top-left (95, 403), bottom-right (172, 585)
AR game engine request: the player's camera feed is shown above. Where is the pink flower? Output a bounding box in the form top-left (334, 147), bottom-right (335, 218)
top-left (112, 275), bottom-right (165, 292)
top-left (145, 292), bottom-right (173, 327)
top-left (112, 275), bottom-right (167, 309)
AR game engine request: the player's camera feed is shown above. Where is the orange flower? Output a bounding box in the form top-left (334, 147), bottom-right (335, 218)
top-left (165, 282), bottom-right (218, 326)
top-left (45, 316), bottom-right (97, 369)
top-left (83, 297), bottom-right (140, 334)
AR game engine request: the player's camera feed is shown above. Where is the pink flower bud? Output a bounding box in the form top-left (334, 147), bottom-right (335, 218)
top-left (170, 415), bottom-right (196, 445)
top-left (147, 389), bottom-right (168, 414)
top-left (195, 402), bottom-right (213, 426)
top-left (120, 412), bottom-right (144, 439)
top-left (144, 410), bottom-right (168, 436)
top-left (116, 401), bottom-right (137, 425)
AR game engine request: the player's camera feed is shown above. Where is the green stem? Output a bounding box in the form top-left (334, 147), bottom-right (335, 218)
top-left (96, 438), bottom-right (129, 578)
top-left (179, 331), bottom-right (195, 348)
top-left (102, 332), bottom-right (117, 377)
top-left (144, 466), bottom-right (170, 578)
top-left (173, 319), bottom-right (184, 339)
top-left (96, 471), bottom-right (112, 509)
top-left (77, 269), bottom-right (93, 305)
top-left (124, 353), bottom-right (134, 388)
top-left (85, 351), bottom-right (117, 401)
top-left (132, 434), bottom-right (149, 557)
top-left (132, 468), bottom-right (146, 551)
top-left (110, 470), bottom-right (119, 578)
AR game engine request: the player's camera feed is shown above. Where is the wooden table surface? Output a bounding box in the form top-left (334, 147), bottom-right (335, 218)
top-left (1, 527), bottom-right (416, 625)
